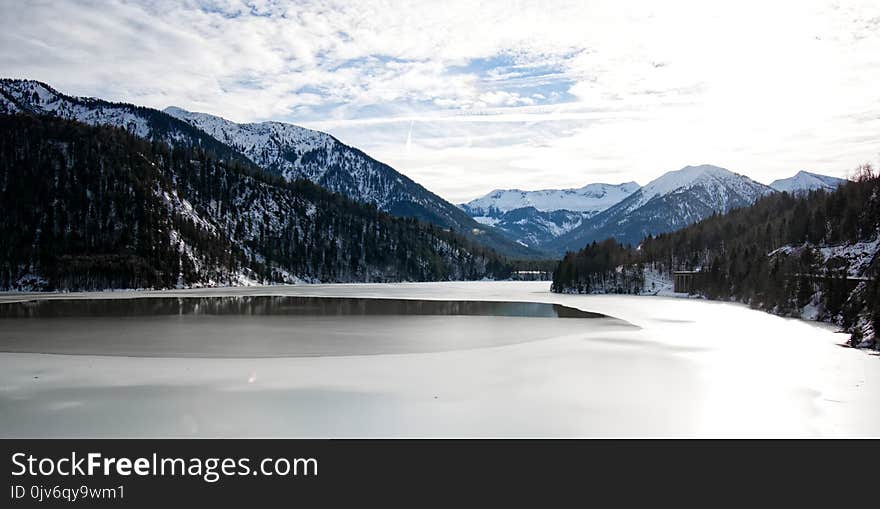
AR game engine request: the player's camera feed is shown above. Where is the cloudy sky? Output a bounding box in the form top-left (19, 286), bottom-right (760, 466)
top-left (2, 0), bottom-right (879, 202)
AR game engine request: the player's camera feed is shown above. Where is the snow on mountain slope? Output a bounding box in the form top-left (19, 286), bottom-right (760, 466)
top-left (622, 164), bottom-right (773, 214)
top-left (164, 106), bottom-right (412, 208)
top-left (458, 182), bottom-right (640, 248)
top-left (163, 107), bottom-right (337, 177)
top-left (481, 208), bottom-right (591, 248)
top-left (547, 165), bottom-right (776, 253)
top-left (0, 79), bottom-right (250, 165)
top-left (163, 106), bottom-right (540, 258)
top-left (770, 170), bottom-right (848, 194)
top-left (0, 79), bottom-right (539, 258)
top-left (2, 80), bottom-right (153, 138)
top-left (461, 182), bottom-right (640, 215)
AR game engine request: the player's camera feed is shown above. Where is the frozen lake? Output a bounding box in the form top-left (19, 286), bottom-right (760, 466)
top-left (0, 296), bottom-right (619, 357)
top-left (0, 281), bottom-right (877, 437)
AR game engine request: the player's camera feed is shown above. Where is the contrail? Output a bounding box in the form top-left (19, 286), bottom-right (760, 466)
top-left (405, 120), bottom-right (414, 154)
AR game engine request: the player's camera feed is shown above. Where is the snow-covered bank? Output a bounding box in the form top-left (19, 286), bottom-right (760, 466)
top-left (557, 243), bottom-right (880, 349)
top-left (1, 281), bottom-right (878, 437)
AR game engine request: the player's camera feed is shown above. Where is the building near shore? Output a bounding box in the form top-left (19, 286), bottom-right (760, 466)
top-left (673, 271), bottom-right (703, 294)
top-left (511, 270), bottom-right (552, 281)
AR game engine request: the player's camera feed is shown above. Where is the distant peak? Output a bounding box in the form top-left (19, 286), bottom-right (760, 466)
top-left (462, 181), bottom-right (640, 214)
top-left (769, 170), bottom-right (847, 193)
top-left (647, 164), bottom-right (736, 186)
top-left (678, 164), bottom-right (731, 175)
top-left (163, 106), bottom-right (225, 121)
top-left (577, 181), bottom-right (640, 190)
top-left (163, 106), bottom-right (189, 114)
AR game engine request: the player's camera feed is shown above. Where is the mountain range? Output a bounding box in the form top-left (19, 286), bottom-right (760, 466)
top-left (459, 182), bottom-right (639, 248)
top-left (546, 165), bottom-right (776, 252)
top-left (0, 79), bottom-right (537, 259)
top-left (0, 78), bottom-right (852, 268)
top-left (462, 165), bottom-right (848, 254)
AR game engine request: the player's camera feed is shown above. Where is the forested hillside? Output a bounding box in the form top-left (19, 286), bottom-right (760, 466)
top-left (552, 165), bottom-right (880, 348)
top-left (0, 115), bottom-right (511, 290)
top-left (0, 80), bottom-right (540, 259)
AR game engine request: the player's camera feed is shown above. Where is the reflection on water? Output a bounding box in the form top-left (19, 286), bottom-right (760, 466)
top-left (0, 296), bottom-right (604, 319)
top-left (0, 296), bottom-right (618, 358)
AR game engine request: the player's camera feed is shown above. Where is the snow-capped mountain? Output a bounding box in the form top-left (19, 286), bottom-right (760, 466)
top-left (770, 170), bottom-right (848, 194)
top-left (162, 106), bottom-right (538, 258)
top-left (0, 79), bottom-right (538, 258)
top-left (163, 106), bottom-right (336, 179)
top-left (459, 182), bottom-right (640, 248)
top-left (547, 165), bottom-right (775, 253)
top-left (461, 182), bottom-right (640, 216)
top-left (0, 79), bottom-right (251, 165)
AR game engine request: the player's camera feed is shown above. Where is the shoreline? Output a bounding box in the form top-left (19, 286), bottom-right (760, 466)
top-left (0, 280), bottom-right (852, 340)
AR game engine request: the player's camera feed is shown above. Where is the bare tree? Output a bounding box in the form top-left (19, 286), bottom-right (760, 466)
top-left (851, 163), bottom-right (875, 183)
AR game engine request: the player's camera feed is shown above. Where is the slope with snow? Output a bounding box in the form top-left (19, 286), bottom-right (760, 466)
top-left (548, 165), bottom-right (776, 253)
top-left (163, 106), bottom-right (539, 258)
top-left (770, 171), bottom-right (848, 194)
top-left (617, 164), bottom-right (773, 215)
top-left (0, 79), bottom-right (250, 165)
top-left (461, 182), bottom-right (640, 216)
top-left (163, 107), bottom-right (336, 179)
top-left (459, 182), bottom-right (640, 248)
top-left (0, 79), bottom-right (538, 258)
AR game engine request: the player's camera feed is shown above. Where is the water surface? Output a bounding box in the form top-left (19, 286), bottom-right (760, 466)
top-left (0, 296), bottom-right (604, 319)
top-left (0, 296), bottom-right (620, 357)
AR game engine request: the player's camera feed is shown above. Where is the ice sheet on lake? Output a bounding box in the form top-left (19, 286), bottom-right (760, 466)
top-left (1, 281), bottom-right (878, 437)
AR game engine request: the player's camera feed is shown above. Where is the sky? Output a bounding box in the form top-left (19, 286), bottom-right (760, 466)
top-left (2, 0), bottom-right (879, 203)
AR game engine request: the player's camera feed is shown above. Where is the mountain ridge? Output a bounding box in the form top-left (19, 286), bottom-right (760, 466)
top-left (0, 79), bottom-right (254, 166)
top-left (460, 166), bottom-right (849, 254)
top-left (460, 181), bottom-right (640, 215)
top-left (0, 79), bottom-right (541, 259)
top-left (545, 164), bottom-right (776, 253)
top-left (458, 181), bottom-right (640, 249)
top-left (162, 105), bottom-right (542, 258)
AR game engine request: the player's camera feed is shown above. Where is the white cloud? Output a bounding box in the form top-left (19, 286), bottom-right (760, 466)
top-left (1, 0), bottom-right (879, 202)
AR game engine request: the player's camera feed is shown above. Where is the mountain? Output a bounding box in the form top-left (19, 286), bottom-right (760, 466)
top-left (0, 79), bottom-right (252, 166)
top-left (0, 80), bottom-right (539, 259)
top-left (461, 182), bottom-right (641, 217)
top-left (459, 182), bottom-right (640, 248)
top-left (770, 170), bottom-right (848, 194)
top-left (547, 165), bottom-right (775, 253)
top-left (0, 115), bottom-right (512, 290)
top-left (163, 106), bottom-right (540, 258)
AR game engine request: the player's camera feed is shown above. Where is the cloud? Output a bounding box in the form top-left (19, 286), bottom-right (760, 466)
top-left (2, 0), bottom-right (880, 202)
